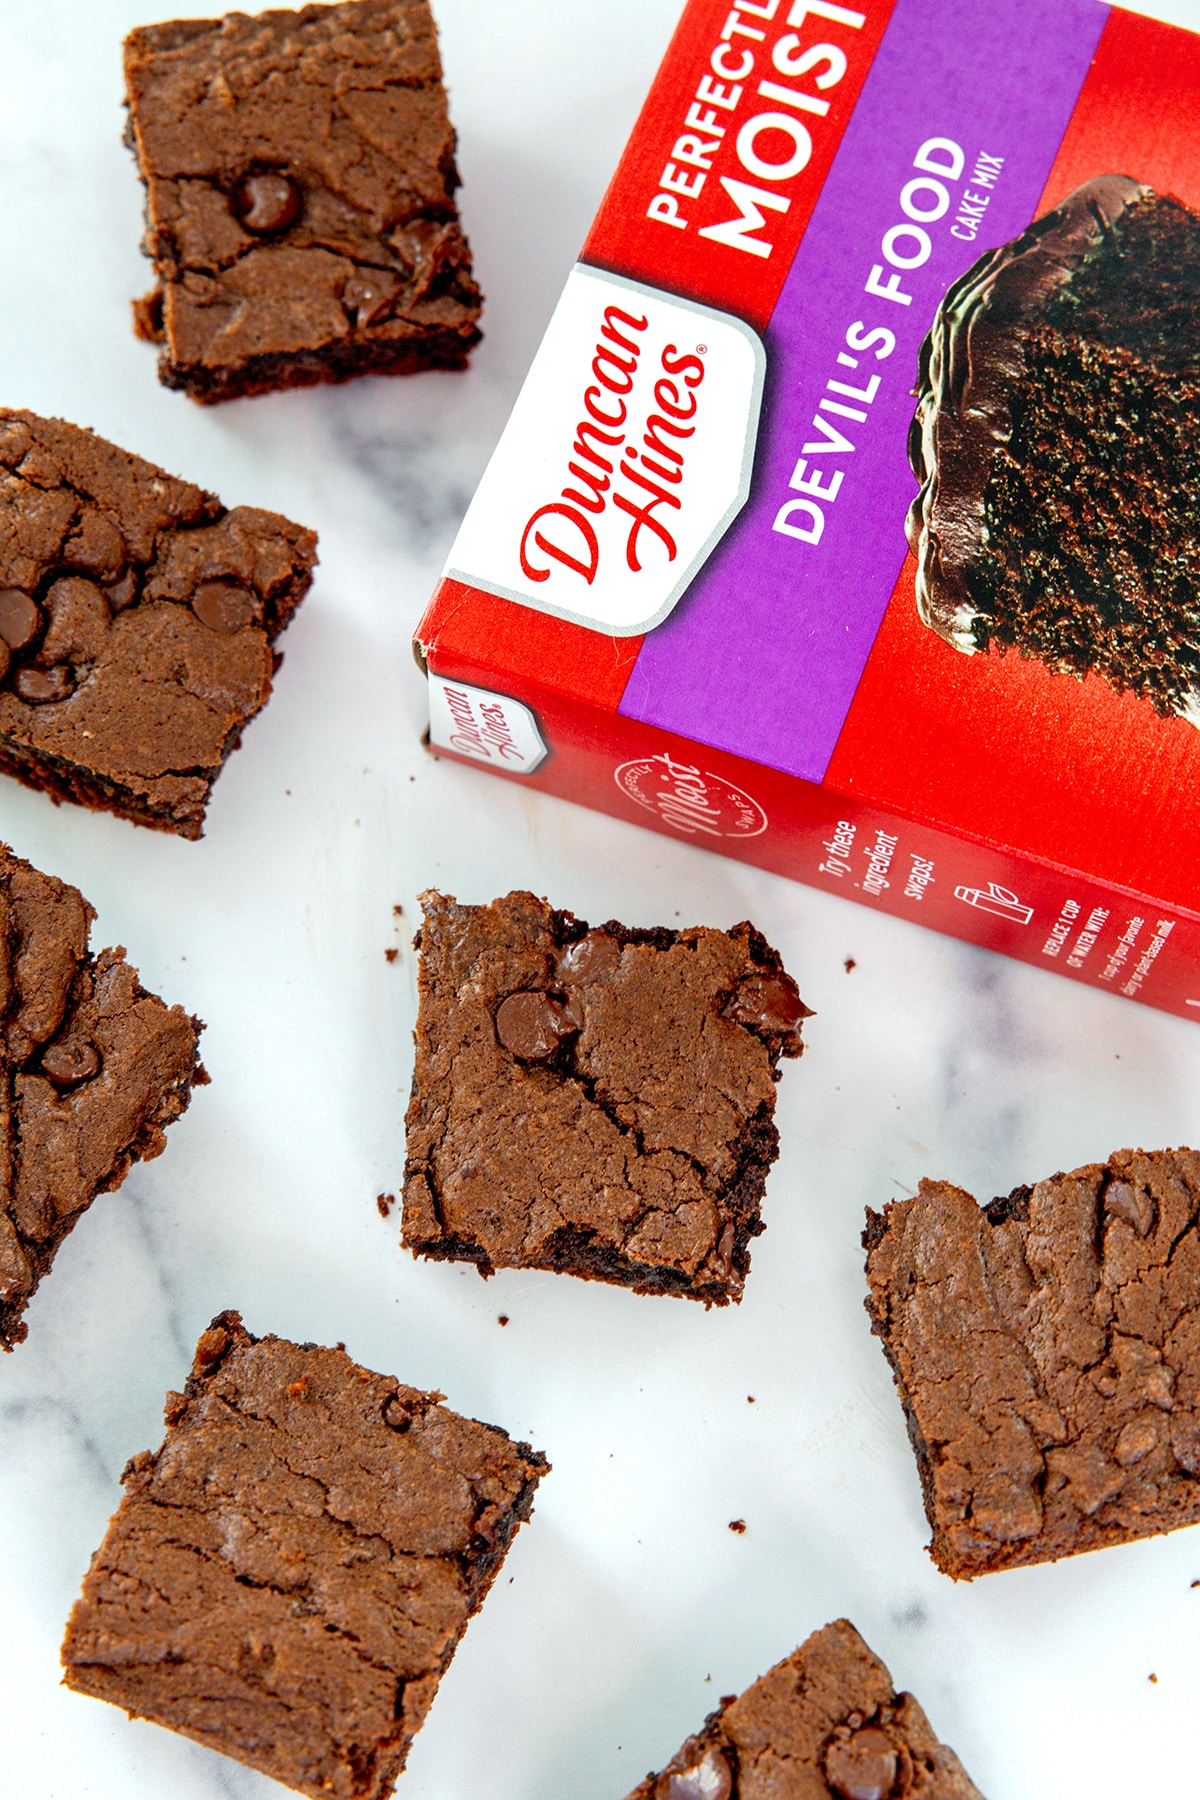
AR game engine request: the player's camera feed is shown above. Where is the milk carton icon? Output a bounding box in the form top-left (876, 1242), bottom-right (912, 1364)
top-left (954, 881), bottom-right (1034, 925)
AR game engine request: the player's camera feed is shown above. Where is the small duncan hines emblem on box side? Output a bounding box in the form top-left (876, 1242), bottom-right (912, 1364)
top-left (445, 266), bottom-right (766, 637)
top-left (428, 677), bottom-right (547, 775)
top-left (615, 754), bottom-right (767, 839)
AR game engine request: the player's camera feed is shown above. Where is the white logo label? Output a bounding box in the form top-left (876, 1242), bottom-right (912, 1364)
top-left (445, 266), bottom-right (765, 636)
top-left (428, 677), bottom-right (547, 775)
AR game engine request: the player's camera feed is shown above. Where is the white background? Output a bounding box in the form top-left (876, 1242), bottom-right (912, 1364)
top-left (2, 2), bottom-right (1200, 1798)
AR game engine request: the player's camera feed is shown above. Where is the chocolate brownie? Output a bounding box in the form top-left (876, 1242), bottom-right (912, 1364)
top-left (1, 843), bottom-right (204, 1351)
top-left (0, 408), bottom-right (316, 836)
top-left (402, 890), bottom-right (809, 1305)
top-left (625, 1618), bottom-right (983, 1800)
top-left (124, 0), bottom-right (483, 404)
top-left (864, 1148), bottom-right (1200, 1578)
top-left (907, 176), bottom-right (1200, 719)
top-left (62, 1311), bottom-right (548, 1800)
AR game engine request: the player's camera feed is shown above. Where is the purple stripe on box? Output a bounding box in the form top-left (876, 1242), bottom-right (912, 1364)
top-left (617, 0), bottom-right (1109, 782)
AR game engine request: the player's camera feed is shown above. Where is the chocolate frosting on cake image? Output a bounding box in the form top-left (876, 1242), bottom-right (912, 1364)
top-left (907, 174), bottom-right (1200, 722)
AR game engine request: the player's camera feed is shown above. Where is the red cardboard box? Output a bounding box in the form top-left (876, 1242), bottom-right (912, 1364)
top-left (416, 0), bottom-right (1200, 1020)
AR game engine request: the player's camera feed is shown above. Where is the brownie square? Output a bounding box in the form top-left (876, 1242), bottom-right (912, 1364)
top-left (1, 843), bottom-right (204, 1350)
top-left (124, 0), bottom-right (483, 403)
top-left (62, 1312), bottom-right (549, 1800)
top-left (0, 408), bottom-right (316, 836)
top-left (625, 1618), bottom-right (983, 1800)
top-left (864, 1148), bottom-right (1200, 1578)
top-left (402, 890), bottom-right (809, 1304)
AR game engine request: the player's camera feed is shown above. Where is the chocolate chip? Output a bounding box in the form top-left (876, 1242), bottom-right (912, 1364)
top-left (234, 171), bottom-right (301, 234)
top-left (0, 588), bottom-right (41, 650)
top-left (343, 269), bottom-right (400, 327)
top-left (194, 1326), bottom-right (230, 1366)
top-left (495, 991), bottom-right (577, 1060)
top-left (712, 1220), bottom-right (736, 1282)
top-left (391, 216), bottom-right (458, 298)
top-left (723, 973), bottom-right (811, 1034)
top-left (1104, 1179), bottom-right (1156, 1237)
top-left (555, 930), bottom-right (621, 985)
top-left (13, 664), bottom-right (72, 704)
top-left (655, 1745), bottom-right (733, 1800)
top-left (41, 1039), bottom-right (101, 1087)
top-left (104, 569), bottom-right (139, 612)
top-left (192, 581), bottom-right (256, 634)
top-left (824, 1726), bottom-right (898, 1800)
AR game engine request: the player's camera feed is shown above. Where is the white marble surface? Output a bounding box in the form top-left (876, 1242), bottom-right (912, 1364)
top-left (3, 1), bottom-right (1200, 1796)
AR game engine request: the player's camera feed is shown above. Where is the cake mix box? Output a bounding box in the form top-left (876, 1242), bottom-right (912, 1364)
top-left (415, 0), bottom-right (1200, 1020)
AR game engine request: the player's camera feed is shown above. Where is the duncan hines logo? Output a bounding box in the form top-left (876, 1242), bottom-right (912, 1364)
top-left (615, 754), bottom-right (768, 838)
top-left (427, 676), bottom-right (548, 775)
top-left (446, 267), bottom-right (765, 635)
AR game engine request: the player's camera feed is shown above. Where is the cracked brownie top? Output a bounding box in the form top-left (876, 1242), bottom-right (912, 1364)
top-left (61, 1311), bottom-right (548, 1800)
top-left (402, 889), bottom-right (809, 1305)
top-left (0, 842), bottom-right (204, 1350)
top-left (124, 0), bottom-right (483, 402)
top-left (625, 1618), bottom-right (983, 1800)
top-left (0, 408), bottom-right (316, 835)
top-left (864, 1147), bottom-right (1200, 1578)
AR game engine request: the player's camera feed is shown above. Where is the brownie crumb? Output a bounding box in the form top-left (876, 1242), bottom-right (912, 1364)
top-left (385, 947), bottom-right (399, 963)
top-left (728, 1519), bottom-right (746, 1534)
top-left (844, 957), bottom-right (857, 972)
top-left (497, 1314), bottom-right (509, 1327)
top-left (375, 1192), bottom-right (395, 1218)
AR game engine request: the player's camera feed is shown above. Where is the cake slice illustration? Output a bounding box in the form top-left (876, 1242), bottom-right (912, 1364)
top-left (907, 174), bottom-right (1200, 721)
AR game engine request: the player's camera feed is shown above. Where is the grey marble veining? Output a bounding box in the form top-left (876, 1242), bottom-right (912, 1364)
top-left (3, 2), bottom-right (1200, 1798)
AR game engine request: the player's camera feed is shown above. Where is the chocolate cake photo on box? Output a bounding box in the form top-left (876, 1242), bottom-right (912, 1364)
top-left (61, 1311), bottom-right (549, 1800)
top-left (124, 0), bottom-right (483, 403)
top-left (402, 890), bottom-right (810, 1305)
top-left (864, 1147), bottom-right (1200, 1579)
top-left (624, 1617), bottom-right (984, 1800)
top-left (906, 174), bottom-right (1200, 721)
top-left (0, 843), bottom-right (205, 1351)
top-left (0, 408), bottom-right (316, 837)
